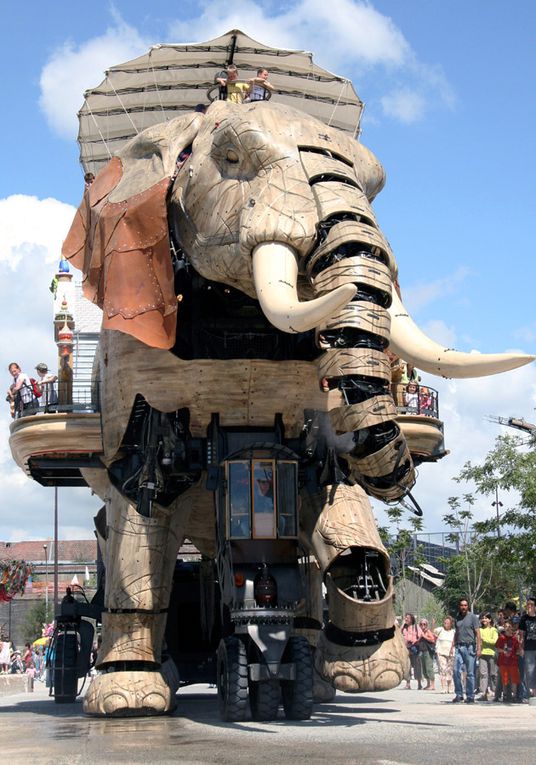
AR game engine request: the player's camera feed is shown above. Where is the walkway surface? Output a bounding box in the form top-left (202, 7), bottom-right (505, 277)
top-left (1, 681), bottom-right (534, 765)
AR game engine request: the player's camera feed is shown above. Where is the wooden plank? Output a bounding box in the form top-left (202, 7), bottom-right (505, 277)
top-left (8, 413), bottom-right (103, 473)
top-left (99, 329), bottom-right (343, 463)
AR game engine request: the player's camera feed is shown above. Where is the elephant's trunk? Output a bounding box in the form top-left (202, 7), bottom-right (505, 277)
top-left (303, 154), bottom-right (415, 501)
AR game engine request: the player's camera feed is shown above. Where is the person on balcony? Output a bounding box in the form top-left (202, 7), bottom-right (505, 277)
top-left (35, 363), bottom-right (58, 408)
top-left (6, 362), bottom-right (35, 416)
top-left (404, 381), bottom-right (419, 414)
top-left (419, 386), bottom-right (433, 416)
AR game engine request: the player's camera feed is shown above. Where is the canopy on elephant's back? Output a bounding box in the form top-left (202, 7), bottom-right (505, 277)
top-left (78, 29), bottom-right (364, 176)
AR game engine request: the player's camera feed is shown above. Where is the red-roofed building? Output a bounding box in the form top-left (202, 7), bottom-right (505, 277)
top-left (0, 538), bottom-right (98, 646)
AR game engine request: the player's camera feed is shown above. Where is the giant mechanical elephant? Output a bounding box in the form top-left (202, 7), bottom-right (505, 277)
top-left (63, 100), bottom-right (531, 716)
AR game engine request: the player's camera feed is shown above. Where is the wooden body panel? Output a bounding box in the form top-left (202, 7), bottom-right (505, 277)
top-left (99, 329), bottom-right (344, 463)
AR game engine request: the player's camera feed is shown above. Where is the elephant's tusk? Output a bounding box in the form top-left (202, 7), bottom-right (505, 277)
top-left (388, 291), bottom-right (535, 379)
top-left (252, 243), bottom-right (356, 334)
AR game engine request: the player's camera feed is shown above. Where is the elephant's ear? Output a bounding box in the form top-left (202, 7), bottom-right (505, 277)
top-left (62, 113), bottom-right (203, 349)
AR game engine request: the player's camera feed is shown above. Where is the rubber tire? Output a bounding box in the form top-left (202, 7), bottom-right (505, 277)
top-left (249, 677), bottom-right (281, 721)
top-left (281, 636), bottom-right (314, 720)
top-left (217, 636), bottom-right (248, 722)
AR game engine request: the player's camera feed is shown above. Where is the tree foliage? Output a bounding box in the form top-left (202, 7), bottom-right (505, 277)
top-left (380, 506), bottom-right (425, 617)
top-left (23, 600), bottom-right (48, 644)
top-left (437, 433), bottom-right (536, 613)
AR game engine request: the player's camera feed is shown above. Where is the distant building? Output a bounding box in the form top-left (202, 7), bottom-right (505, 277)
top-left (72, 282), bottom-right (101, 396)
top-left (0, 539), bottom-right (98, 646)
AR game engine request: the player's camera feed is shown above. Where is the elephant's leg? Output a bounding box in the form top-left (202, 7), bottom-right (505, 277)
top-left (301, 482), bottom-right (409, 693)
top-left (83, 484), bottom-right (183, 717)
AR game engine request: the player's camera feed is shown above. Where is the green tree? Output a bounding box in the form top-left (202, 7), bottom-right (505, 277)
top-left (380, 506), bottom-right (425, 618)
top-left (23, 601), bottom-right (48, 644)
top-left (439, 433), bottom-right (536, 612)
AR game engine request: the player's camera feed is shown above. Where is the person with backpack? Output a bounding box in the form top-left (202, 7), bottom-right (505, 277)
top-left (6, 362), bottom-right (38, 416)
top-left (35, 362), bottom-right (58, 408)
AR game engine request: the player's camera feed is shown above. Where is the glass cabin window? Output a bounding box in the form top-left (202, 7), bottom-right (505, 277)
top-left (252, 460), bottom-right (276, 538)
top-left (228, 461), bottom-right (251, 538)
top-left (277, 461), bottom-right (297, 537)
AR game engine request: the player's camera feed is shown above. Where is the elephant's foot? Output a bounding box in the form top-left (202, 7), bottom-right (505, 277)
top-left (83, 670), bottom-right (176, 717)
top-left (314, 627), bottom-right (408, 693)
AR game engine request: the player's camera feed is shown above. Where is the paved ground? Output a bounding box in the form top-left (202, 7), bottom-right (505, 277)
top-left (1, 681), bottom-right (535, 765)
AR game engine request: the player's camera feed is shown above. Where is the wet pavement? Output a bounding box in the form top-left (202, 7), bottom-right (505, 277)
top-left (1, 681), bottom-right (534, 765)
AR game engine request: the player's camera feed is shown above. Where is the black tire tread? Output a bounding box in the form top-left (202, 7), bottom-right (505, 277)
top-left (249, 678), bottom-right (281, 721)
top-left (282, 636), bottom-right (313, 720)
top-left (217, 636), bottom-right (248, 722)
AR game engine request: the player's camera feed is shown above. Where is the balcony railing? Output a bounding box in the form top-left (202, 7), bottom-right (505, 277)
top-left (11, 381), bottom-right (100, 419)
top-left (391, 382), bottom-right (439, 419)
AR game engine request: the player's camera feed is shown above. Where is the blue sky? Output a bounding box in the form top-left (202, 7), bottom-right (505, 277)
top-left (1, 1), bottom-right (535, 542)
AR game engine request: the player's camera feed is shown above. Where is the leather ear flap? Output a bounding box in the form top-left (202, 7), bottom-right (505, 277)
top-left (62, 112), bottom-right (204, 349)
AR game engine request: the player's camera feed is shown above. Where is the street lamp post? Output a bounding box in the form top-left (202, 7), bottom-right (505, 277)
top-left (54, 486), bottom-right (59, 616)
top-left (43, 544), bottom-right (49, 622)
top-left (491, 485), bottom-right (503, 539)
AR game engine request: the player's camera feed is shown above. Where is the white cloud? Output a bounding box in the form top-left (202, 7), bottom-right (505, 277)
top-left (0, 195), bottom-right (75, 266)
top-left (39, 13), bottom-right (148, 139)
top-left (0, 193), bottom-right (103, 542)
top-left (402, 266), bottom-right (472, 313)
top-left (169, 0), bottom-right (411, 69)
top-left (380, 88), bottom-right (426, 124)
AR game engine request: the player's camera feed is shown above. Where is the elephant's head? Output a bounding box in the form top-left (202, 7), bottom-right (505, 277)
top-left (167, 100), bottom-right (386, 335)
top-left (63, 99), bottom-right (533, 376)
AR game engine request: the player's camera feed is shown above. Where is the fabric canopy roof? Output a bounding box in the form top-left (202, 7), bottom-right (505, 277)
top-left (78, 29), bottom-right (364, 175)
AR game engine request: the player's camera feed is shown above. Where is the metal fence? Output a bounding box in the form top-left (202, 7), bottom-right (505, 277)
top-left (391, 382), bottom-right (439, 419)
top-left (12, 381), bottom-right (100, 419)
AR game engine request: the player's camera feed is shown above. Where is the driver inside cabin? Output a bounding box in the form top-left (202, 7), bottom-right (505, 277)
top-left (253, 465), bottom-right (276, 537)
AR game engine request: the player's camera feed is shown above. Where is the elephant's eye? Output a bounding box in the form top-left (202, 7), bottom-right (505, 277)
top-left (226, 149), bottom-right (240, 164)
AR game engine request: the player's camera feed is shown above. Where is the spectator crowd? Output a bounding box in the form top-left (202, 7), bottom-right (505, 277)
top-left (401, 597), bottom-right (536, 704)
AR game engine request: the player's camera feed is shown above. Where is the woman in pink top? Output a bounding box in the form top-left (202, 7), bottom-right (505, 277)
top-left (401, 613), bottom-right (423, 689)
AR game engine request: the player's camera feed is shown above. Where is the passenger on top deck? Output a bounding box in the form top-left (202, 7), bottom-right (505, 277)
top-left (247, 68), bottom-right (274, 101)
top-left (215, 65), bottom-right (249, 104)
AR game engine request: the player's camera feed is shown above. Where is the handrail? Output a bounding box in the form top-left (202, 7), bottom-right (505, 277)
top-left (11, 381), bottom-right (100, 419)
top-left (391, 382), bottom-right (439, 419)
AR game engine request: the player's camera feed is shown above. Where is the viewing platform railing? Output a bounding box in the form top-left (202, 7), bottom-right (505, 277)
top-left (12, 381), bottom-right (100, 419)
top-left (391, 382), bottom-right (440, 419)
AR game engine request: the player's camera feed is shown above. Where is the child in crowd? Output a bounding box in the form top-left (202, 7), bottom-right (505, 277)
top-left (496, 620), bottom-right (522, 702)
